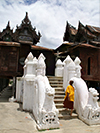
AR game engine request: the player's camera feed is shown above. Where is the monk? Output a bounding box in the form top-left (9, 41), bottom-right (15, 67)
top-left (63, 80), bottom-right (74, 116)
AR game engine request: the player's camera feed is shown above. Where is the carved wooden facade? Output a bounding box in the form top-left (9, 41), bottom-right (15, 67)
top-left (56, 21), bottom-right (100, 90)
top-left (0, 42), bottom-right (20, 78)
top-left (63, 21), bottom-right (100, 43)
top-left (0, 12), bottom-right (41, 43)
top-left (0, 12), bottom-right (55, 80)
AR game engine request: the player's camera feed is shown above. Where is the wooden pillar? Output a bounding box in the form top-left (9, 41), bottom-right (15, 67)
top-left (12, 77), bottom-right (16, 98)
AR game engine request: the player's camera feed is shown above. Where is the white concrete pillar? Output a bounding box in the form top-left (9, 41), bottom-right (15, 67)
top-left (55, 59), bottom-right (63, 77)
top-left (74, 57), bottom-right (82, 78)
top-left (68, 60), bottom-right (76, 81)
top-left (33, 57), bottom-right (38, 76)
top-left (16, 77), bottom-right (23, 103)
top-left (63, 55), bottom-right (73, 90)
top-left (23, 52), bottom-right (36, 112)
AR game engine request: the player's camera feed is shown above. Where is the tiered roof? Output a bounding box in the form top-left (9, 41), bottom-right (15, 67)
top-left (0, 21), bottom-right (13, 41)
top-left (55, 22), bottom-right (100, 56)
top-left (0, 12), bottom-right (41, 45)
top-left (63, 21), bottom-right (100, 44)
top-left (63, 21), bottom-right (77, 42)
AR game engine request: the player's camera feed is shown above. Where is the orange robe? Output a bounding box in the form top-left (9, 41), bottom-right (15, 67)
top-left (64, 85), bottom-right (74, 102)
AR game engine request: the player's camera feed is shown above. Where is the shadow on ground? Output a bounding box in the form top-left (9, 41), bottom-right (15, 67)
top-left (0, 86), bottom-right (13, 102)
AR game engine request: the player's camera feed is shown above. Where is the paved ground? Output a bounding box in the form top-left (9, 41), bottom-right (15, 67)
top-left (0, 86), bottom-right (100, 133)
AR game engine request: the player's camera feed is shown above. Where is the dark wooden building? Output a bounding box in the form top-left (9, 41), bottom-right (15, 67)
top-left (0, 12), bottom-right (55, 92)
top-left (55, 21), bottom-right (100, 95)
top-left (31, 45), bottom-right (55, 75)
top-left (0, 12), bottom-right (55, 78)
top-left (0, 41), bottom-right (20, 78)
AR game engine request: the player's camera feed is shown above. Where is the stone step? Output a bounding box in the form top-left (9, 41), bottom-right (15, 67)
top-left (48, 76), bottom-right (63, 81)
top-left (54, 99), bottom-right (64, 103)
top-left (55, 91), bottom-right (65, 95)
top-left (58, 108), bottom-right (66, 113)
top-left (55, 103), bottom-right (64, 108)
top-left (48, 75), bottom-right (63, 78)
top-left (59, 109), bottom-right (72, 116)
top-left (55, 88), bottom-right (64, 91)
top-left (58, 113), bottom-right (77, 120)
top-left (54, 95), bottom-right (65, 99)
top-left (49, 80), bottom-right (63, 84)
top-left (58, 107), bottom-right (75, 119)
top-left (50, 80), bottom-right (63, 83)
top-left (58, 114), bottom-right (70, 119)
top-left (50, 84), bottom-right (63, 87)
top-left (48, 76), bottom-right (69, 120)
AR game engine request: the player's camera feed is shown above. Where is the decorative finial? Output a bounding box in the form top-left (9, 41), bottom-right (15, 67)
top-left (8, 21), bottom-right (10, 26)
top-left (37, 53), bottom-right (46, 68)
top-left (26, 12), bottom-right (28, 17)
top-left (6, 21), bottom-right (10, 29)
top-left (27, 52), bottom-right (34, 61)
top-left (74, 57), bottom-right (81, 65)
top-left (22, 12), bottom-right (30, 24)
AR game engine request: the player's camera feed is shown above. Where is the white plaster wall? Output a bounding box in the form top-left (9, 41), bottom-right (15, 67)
top-left (23, 78), bottom-right (35, 111)
top-left (16, 77), bottom-right (23, 103)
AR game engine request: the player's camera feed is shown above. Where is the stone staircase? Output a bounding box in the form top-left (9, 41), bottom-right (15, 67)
top-left (48, 76), bottom-right (71, 119)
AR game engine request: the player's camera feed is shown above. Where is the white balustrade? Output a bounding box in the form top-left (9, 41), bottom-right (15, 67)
top-left (55, 59), bottom-right (63, 77)
top-left (74, 57), bottom-right (82, 78)
top-left (63, 55), bottom-right (76, 91)
top-left (62, 55), bottom-right (100, 125)
top-left (16, 77), bottom-right (23, 103)
top-left (23, 52), bottom-right (36, 111)
top-left (16, 53), bottom-right (100, 127)
top-left (16, 52), bottom-right (59, 130)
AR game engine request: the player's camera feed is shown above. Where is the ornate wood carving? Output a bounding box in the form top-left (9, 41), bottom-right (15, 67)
top-left (13, 12), bottom-right (41, 44)
top-left (0, 12), bottom-right (41, 45)
top-left (0, 21), bottom-right (13, 41)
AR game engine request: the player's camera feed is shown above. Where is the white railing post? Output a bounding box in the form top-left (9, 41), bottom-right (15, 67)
top-left (55, 59), bottom-right (63, 77)
top-left (68, 59), bottom-right (76, 82)
top-left (23, 52), bottom-right (36, 112)
top-left (35, 53), bottom-right (59, 130)
top-left (74, 57), bottom-right (82, 78)
top-left (63, 55), bottom-right (73, 90)
top-left (17, 52), bottom-right (59, 130)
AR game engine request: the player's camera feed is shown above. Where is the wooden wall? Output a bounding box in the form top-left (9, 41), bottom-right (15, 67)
top-left (0, 46), bottom-right (20, 78)
top-left (79, 47), bottom-right (100, 82)
top-left (31, 49), bottom-right (55, 76)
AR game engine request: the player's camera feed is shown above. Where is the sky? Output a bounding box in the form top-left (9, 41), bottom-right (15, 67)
top-left (0, 0), bottom-right (100, 49)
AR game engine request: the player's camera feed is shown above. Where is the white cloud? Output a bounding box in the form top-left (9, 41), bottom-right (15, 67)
top-left (0, 0), bottom-right (99, 49)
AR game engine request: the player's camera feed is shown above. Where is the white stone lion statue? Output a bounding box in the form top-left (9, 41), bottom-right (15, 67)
top-left (37, 81), bottom-right (59, 130)
top-left (71, 77), bottom-right (100, 125)
top-left (82, 88), bottom-right (100, 125)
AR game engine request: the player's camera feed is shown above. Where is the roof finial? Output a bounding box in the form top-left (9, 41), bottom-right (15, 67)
top-left (8, 21), bottom-right (10, 26)
top-left (6, 21), bottom-right (10, 29)
top-left (22, 12), bottom-right (30, 24)
top-left (26, 12), bottom-right (28, 17)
